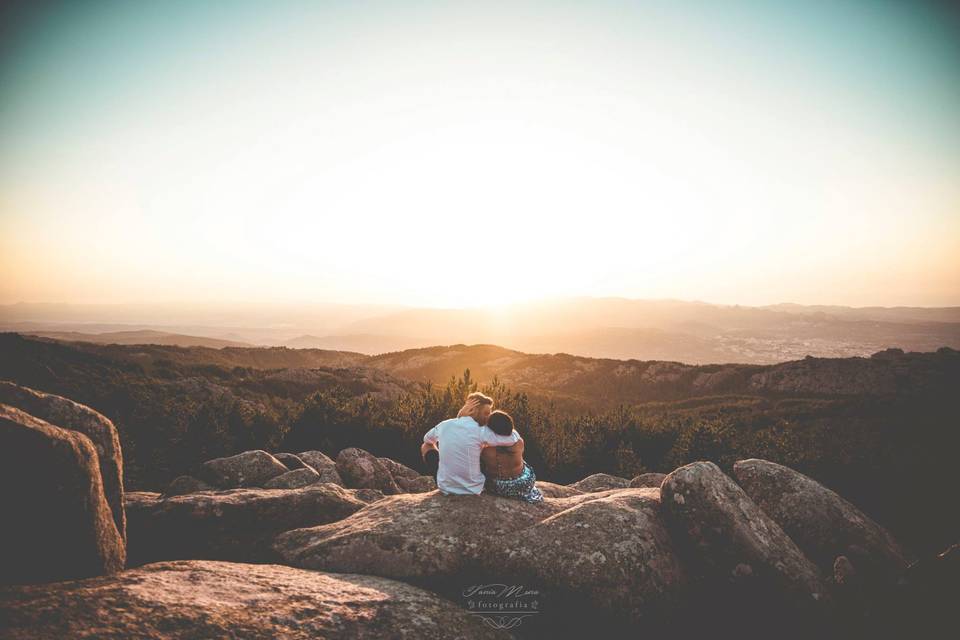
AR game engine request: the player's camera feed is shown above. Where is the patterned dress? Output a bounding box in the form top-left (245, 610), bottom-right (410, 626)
top-left (484, 461), bottom-right (544, 503)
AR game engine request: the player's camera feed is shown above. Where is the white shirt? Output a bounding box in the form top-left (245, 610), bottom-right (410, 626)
top-left (422, 416), bottom-right (520, 495)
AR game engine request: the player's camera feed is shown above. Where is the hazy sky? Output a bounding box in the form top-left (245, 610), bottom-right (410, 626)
top-left (1, 0), bottom-right (958, 308)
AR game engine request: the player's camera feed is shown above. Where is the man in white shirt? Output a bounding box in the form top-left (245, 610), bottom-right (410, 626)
top-left (420, 392), bottom-right (521, 495)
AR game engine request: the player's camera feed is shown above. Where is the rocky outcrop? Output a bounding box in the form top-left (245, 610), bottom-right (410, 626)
top-left (351, 488), bottom-right (386, 503)
top-left (273, 488), bottom-right (688, 632)
top-left (0, 381), bottom-right (125, 543)
top-left (296, 450), bottom-right (344, 485)
top-left (536, 481), bottom-right (584, 498)
top-left (630, 472), bottom-right (667, 488)
top-left (376, 456), bottom-right (436, 492)
top-left (0, 404), bottom-right (125, 584)
top-left (660, 461), bottom-right (828, 611)
top-left (125, 483), bottom-right (367, 565)
top-left (198, 450), bottom-right (289, 488)
top-left (264, 467), bottom-right (321, 489)
top-left (378, 456), bottom-right (420, 480)
top-left (568, 472), bottom-right (631, 492)
top-left (162, 448), bottom-right (436, 497)
top-left (0, 560), bottom-right (510, 640)
top-left (273, 452), bottom-right (310, 470)
top-left (335, 447), bottom-right (402, 494)
top-left (161, 475), bottom-right (213, 498)
top-left (731, 458), bottom-right (909, 579)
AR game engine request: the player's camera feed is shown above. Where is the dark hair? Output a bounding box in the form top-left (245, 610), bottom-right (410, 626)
top-left (487, 410), bottom-right (515, 436)
top-left (467, 391), bottom-right (494, 406)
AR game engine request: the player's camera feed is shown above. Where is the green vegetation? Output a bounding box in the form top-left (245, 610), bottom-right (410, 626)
top-left (1, 332), bottom-right (956, 555)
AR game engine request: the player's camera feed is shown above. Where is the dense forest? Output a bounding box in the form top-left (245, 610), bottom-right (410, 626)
top-left (1, 332), bottom-right (957, 556)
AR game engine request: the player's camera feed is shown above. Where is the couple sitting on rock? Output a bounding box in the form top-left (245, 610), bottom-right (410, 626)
top-left (420, 392), bottom-right (544, 503)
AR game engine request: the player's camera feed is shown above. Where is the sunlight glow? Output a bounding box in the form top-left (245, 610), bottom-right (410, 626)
top-left (1, 1), bottom-right (958, 307)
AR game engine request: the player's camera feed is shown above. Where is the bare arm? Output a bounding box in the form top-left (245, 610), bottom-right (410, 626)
top-left (423, 425), bottom-right (439, 445)
top-left (480, 427), bottom-right (521, 448)
top-left (421, 425), bottom-right (440, 461)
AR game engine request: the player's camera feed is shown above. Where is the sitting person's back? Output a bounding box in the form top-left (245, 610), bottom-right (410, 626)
top-left (422, 412), bottom-right (519, 495)
top-left (481, 410), bottom-right (543, 503)
top-left (480, 429), bottom-right (524, 479)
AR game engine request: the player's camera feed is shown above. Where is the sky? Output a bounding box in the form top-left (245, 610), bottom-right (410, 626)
top-left (1, 0), bottom-right (958, 309)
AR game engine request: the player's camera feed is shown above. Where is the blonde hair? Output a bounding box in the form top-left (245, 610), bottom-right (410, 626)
top-left (467, 391), bottom-right (493, 405)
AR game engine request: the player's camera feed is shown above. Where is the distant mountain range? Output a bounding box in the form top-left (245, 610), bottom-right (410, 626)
top-left (2, 297), bottom-right (958, 364)
top-left (22, 329), bottom-right (253, 349)
top-left (8, 333), bottom-right (956, 410)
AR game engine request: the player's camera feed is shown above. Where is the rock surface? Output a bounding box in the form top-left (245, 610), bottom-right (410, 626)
top-left (568, 472), bottom-right (631, 492)
top-left (0, 404), bottom-right (125, 584)
top-left (351, 488), bottom-right (386, 503)
top-left (395, 474), bottom-right (437, 493)
top-left (660, 461), bottom-right (828, 610)
top-left (297, 450), bottom-right (345, 485)
top-left (536, 481), bottom-right (584, 498)
top-left (274, 487), bottom-right (688, 631)
top-left (376, 456), bottom-right (436, 492)
top-left (126, 483), bottom-right (367, 565)
top-left (335, 447), bottom-right (402, 494)
top-left (378, 456), bottom-right (420, 480)
top-left (161, 475), bottom-right (213, 498)
top-left (732, 458), bottom-right (909, 579)
top-left (264, 467), bottom-right (321, 489)
top-left (630, 472), bottom-right (667, 488)
top-left (273, 452), bottom-right (310, 470)
top-left (0, 560), bottom-right (510, 640)
top-left (0, 381), bottom-right (126, 543)
top-left (198, 450), bottom-right (289, 488)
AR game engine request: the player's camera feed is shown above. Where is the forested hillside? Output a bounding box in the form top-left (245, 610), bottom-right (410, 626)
top-left (1, 332), bottom-right (957, 554)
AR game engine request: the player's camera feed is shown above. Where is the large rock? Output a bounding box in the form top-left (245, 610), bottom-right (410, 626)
top-left (274, 487), bottom-right (688, 633)
top-left (161, 475), bottom-right (213, 498)
top-left (376, 456), bottom-right (436, 492)
top-left (264, 467), bottom-right (321, 489)
top-left (335, 447), bottom-right (401, 494)
top-left (568, 472), bottom-right (631, 492)
top-left (125, 483), bottom-right (367, 565)
top-left (273, 452), bottom-right (310, 470)
top-left (0, 560), bottom-right (510, 640)
top-left (630, 472), bottom-right (667, 488)
top-left (296, 450), bottom-right (345, 485)
top-left (536, 481), bottom-right (584, 498)
top-left (0, 404), bottom-right (125, 584)
top-left (396, 475), bottom-right (437, 493)
top-left (0, 381), bottom-right (125, 543)
top-left (352, 488), bottom-right (386, 503)
top-left (198, 450), bottom-right (289, 488)
top-left (732, 458), bottom-right (909, 579)
top-left (660, 461), bottom-right (828, 611)
top-left (378, 456), bottom-right (420, 480)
